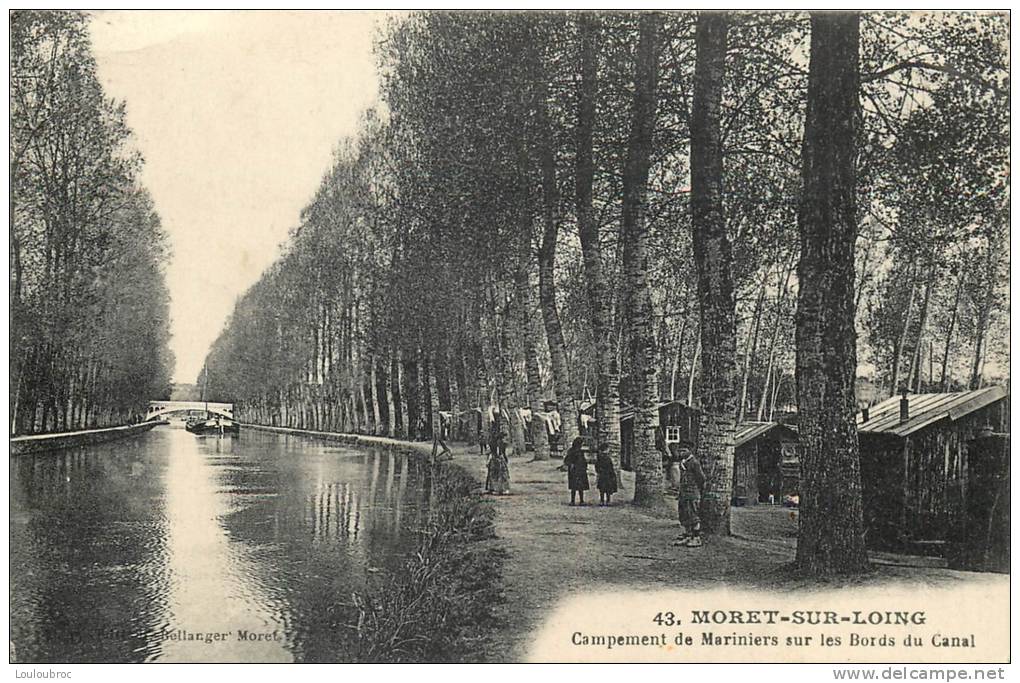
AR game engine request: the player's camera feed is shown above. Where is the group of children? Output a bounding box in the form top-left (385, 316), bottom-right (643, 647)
top-left (561, 436), bottom-right (705, 548)
top-left (560, 436), bottom-right (618, 506)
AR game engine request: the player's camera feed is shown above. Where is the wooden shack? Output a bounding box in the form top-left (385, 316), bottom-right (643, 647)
top-left (857, 386), bottom-right (1009, 560)
top-left (949, 433), bottom-right (1009, 572)
top-left (619, 401), bottom-right (700, 471)
top-left (733, 422), bottom-right (800, 505)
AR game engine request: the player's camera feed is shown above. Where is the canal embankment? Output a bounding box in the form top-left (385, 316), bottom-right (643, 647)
top-left (242, 423), bottom-right (437, 457)
top-left (10, 421), bottom-right (162, 456)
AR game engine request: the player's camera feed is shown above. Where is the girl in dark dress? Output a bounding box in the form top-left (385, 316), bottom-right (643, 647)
top-left (595, 450), bottom-right (618, 506)
top-left (562, 436), bottom-right (590, 506)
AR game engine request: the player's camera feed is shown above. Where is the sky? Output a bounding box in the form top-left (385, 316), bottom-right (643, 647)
top-left (89, 11), bottom-right (389, 383)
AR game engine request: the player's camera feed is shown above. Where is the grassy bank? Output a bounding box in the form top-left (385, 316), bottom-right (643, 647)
top-left (244, 423), bottom-right (508, 661)
top-left (333, 458), bottom-right (506, 662)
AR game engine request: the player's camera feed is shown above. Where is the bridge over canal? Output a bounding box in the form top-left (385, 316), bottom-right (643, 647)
top-left (145, 400), bottom-right (234, 422)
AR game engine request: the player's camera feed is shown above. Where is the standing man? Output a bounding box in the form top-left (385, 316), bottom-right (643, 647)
top-left (432, 412), bottom-right (452, 460)
top-left (672, 440), bottom-right (705, 548)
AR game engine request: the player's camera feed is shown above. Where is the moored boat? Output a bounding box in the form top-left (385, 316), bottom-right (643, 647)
top-left (186, 366), bottom-right (239, 435)
top-left (185, 415), bottom-right (240, 435)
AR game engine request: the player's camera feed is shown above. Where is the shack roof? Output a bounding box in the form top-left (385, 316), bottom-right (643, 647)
top-left (857, 386), bottom-right (1007, 438)
top-left (734, 421), bottom-right (798, 448)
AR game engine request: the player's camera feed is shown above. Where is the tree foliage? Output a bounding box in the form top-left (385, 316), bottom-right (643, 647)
top-left (200, 11), bottom-right (1008, 555)
top-left (11, 10), bottom-right (173, 434)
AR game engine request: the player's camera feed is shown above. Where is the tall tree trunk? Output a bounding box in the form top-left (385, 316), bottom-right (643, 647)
top-left (690, 11), bottom-right (737, 533)
top-left (518, 261), bottom-right (551, 461)
top-left (447, 345), bottom-right (461, 431)
top-left (458, 350), bottom-right (475, 444)
top-left (970, 311), bottom-right (990, 390)
top-left (655, 313), bottom-right (671, 401)
top-left (427, 351), bottom-right (441, 444)
top-left (969, 244), bottom-right (996, 390)
top-left (352, 392), bottom-right (361, 434)
top-left (575, 13), bottom-right (622, 472)
top-left (794, 11), bottom-right (868, 575)
top-left (687, 335), bottom-right (701, 406)
top-left (480, 289), bottom-right (502, 438)
top-left (498, 296), bottom-right (527, 456)
top-left (419, 347), bottom-right (432, 439)
top-left (436, 346), bottom-right (453, 411)
top-left (537, 94), bottom-right (579, 449)
top-left (478, 361), bottom-right (492, 443)
top-left (370, 353), bottom-right (382, 435)
top-left (359, 381), bottom-right (371, 435)
top-left (738, 273), bottom-right (768, 422)
top-left (11, 363), bottom-right (24, 435)
top-left (889, 264), bottom-right (916, 396)
top-left (854, 218), bottom-right (879, 318)
top-left (391, 348), bottom-right (403, 438)
top-left (940, 272), bottom-right (965, 391)
top-left (402, 350), bottom-right (418, 440)
top-left (485, 285), bottom-right (514, 451)
top-left (757, 264), bottom-right (793, 421)
top-left (906, 276), bottom-right (933, 393)
top-left (670, 316), bottom-right (689, 401)
top-left (622, 12), bottom-right (663, 506)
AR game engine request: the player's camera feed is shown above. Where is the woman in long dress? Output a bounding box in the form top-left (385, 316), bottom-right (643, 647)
top-left (486, 425), bottom-right (511, 495)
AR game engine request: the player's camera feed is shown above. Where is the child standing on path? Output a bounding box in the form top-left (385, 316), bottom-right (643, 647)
top-left (562, 436), bottom-right (590, 506)
top-left (672, 441), bottom-right (705, 548)
top-left (594, 449), bottom-right (618, 506)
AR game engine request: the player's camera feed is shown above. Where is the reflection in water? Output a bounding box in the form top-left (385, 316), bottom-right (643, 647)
top-left (10, 441), bottom-right (170, 662)
top-left (10, 427), bottom-right (430, 662)
top-left (157, 430), bottom-right (289, 662)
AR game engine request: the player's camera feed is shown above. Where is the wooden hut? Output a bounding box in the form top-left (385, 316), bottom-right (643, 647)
top-left (732, 422), bottom-right (800, 505)
top-left (857, 386), bottom-right (1009, 559)
top-left (950, 432), bottom-right (1009, 572)
top-left (619, 401), bottom-right (700, 471)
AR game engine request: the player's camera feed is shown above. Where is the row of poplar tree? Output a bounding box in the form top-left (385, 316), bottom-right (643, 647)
top-left (204, 11), bottom-right (1007, 574)
top-left (10, 11), bottom-right (174, 435)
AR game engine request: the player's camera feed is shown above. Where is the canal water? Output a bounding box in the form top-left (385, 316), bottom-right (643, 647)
top-left (10, 427), bottom-right (433, 663)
